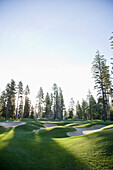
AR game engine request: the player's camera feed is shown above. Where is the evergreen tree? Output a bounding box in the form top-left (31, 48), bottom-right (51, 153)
top-left (68, 97), bottom-right (75, 119)
top-left (109, 32), bottom-right (113, 49)
top-left (5, 83), bottom-right (11, 119)
top-left (23, 85), bottom-right (30, 118)
top-left (18, 97), bottom-right (24, 119)
top-left (87, 90), bottom-right (92, 120)
top-left (50, 93), bottom-right (53, 118)
top-left (43, 92), bottom-right (52, 118)
top-left (16, 81), bottom-right (23, 119)
top-left (96, 97), bottom-right (103, 119)
top-left (76, 101), bottom-right (82, 119)
top-left (64, 109), bottom-right (68, 120)
top-left (109, 55), bottom-right (113, 120)
top-left (58, 87), bottom-right (65, 120)
top-left (89, 95), bottom-right (97, 120)
top-left (81, 99), bottom-right (88, 120)
top-left (10, 79), bottom-right (16, 118)
top-left (52, 83), bottom-right (58, 120)
top-left (92, 50), bottom-right (111, 121)
top-left (36, 87), bottom-right (44, 118)
top-left (24, 98), bottom-right (30, 118)
top-left (5, 80), bottom-right (16, 119)
top-left (59, 88), bottom-right (62, 121)
top-left (30, 106), bottom-right (34, 119)
top-left (87, 90), bottom-right (97, 120)
top-left (0, 91), bottom-right (6, 118)
top-left (35, 104), bottom-right (38, 118)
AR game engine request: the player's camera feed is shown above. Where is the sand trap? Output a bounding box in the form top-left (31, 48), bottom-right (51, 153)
top-left (33, 123), bottom-right (58, 132)
top-left (0, 122), bottom-right (26, 127)
top-left (44, 123), bottom-right (58, 128)
top-left (67, 125), bottom-right (106, 137)
top-left (33, 127), bottom-right (45, 132)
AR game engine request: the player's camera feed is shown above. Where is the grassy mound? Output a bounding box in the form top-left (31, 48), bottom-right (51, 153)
top-left (36, 126), bottom-right (75, 138)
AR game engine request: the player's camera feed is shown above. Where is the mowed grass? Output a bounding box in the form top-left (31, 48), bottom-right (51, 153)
top-left (0, 119), bottom-right (113, 169)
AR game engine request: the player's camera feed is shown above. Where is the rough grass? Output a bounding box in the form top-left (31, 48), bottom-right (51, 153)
top-left (0, 118), bottom-right (113, 169)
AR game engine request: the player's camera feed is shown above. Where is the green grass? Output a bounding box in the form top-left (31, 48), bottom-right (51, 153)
top-left (0, 118), bottom-right (113, 169)
top-left (77, 120), bottom-right (113, 127)
top-left (102, 124), bottom-right (113, 130)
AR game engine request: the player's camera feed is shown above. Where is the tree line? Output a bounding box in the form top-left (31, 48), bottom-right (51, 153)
top-left (0, 81), bottom-right (75, 120)
top-left (0, 80), bottom-right (32, 119)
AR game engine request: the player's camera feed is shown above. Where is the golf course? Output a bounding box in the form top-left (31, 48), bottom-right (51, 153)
top-left (0, 118), bottom-right (113, 170)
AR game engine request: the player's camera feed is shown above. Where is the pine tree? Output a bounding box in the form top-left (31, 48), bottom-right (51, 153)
top-left (16, 81), bottom-right (23, 119)
top-left (5, 80), bottom-right (16, 119)
top-left (92, 50), bottom-right (111, 121)
top-left (43, 92), bottom-right (52, 118)
top-left (18, 97), bottom-right (24, 119)
top-left (81, 99), bottom-right (88, 120)
top-left (5, 83), bottom-right (11, 119)
top-left (50, 93), bottom-right (53, 118)
top-left (52, 83), bottom-right (58, 120)
top-left (89, 95), bottom-right (97, 120)
top-left (30, 106), bottom-right (34, 119)
top-left (36, 87), bottom-right (44, 118)
top-left (0, 91), bottom-right (6, 118)
top-left (10, 79), bottom-right (16, 119)
top-left (23, 85), bottom-right (30, 118)
top-left (87, 90), bottom-right (92, 120)
top-left (58, 87), bottom-right (65, 120)
top-left (87, 90), bottom-right (96, 120)
top-left (64, 109), bottom-right (68, 120)
top-left (68, 97), bottom-right (75, 119)
top-left (96, 97), bottom-right (103, 119)
top-left (76, 101), bottom-right (82, 119)
top-left (109, 32), bottom-right (113, 49)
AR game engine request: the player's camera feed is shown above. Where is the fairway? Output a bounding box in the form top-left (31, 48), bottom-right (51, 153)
top-left (0, 119), bottom-right (113, 170)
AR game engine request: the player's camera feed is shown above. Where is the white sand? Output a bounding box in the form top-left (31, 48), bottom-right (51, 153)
top-left (44, 123), bottom-right (58, 128)
top-left (0, 122), bottom-right (26, 127)
top-left (67, 125), bottom-right (106, 137)
top-left (33, 127), bottom-right (45, 132)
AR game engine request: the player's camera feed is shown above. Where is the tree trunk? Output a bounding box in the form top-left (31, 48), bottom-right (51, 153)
top-left (16, 91), bottom-right (19, 119)
top-left (59, 96), bottom-right (62, 121)
top-left (102, 87), bottom-right (107, 121)
top-left (53, 93), bottom-right (56, 120)
top-left (6, 103), bottom-right (9, 119)
top-left (89, 103), bottom-right (91, 120)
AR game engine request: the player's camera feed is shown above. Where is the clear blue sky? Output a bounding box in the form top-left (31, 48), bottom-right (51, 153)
top-left (0, 0), bottom-right (113, 107)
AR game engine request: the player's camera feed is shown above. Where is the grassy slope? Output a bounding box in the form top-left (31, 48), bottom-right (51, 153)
top-left (0, 119), bottom-right (113, 170)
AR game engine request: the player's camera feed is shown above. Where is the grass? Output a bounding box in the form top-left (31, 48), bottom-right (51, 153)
top-left (0, 118), bottom-right (113, 169)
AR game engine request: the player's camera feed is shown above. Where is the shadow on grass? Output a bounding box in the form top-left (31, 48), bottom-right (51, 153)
top-left (0, 124), bottom-right (91, 170)
top-left (0, 126), bottom-right (12, 134)
top-left (1, 119), bottom-right (113, 169)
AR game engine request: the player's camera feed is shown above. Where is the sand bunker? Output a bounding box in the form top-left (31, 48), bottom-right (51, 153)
top-left (67, 125), bottom-right (105, 137)
top-left (0, 122), bottom-right (26, 127)
top-left (33, 123), bottom-right (58, 132)
top-left (44, 123), bottom-right (58, 128)
top-left (33, 127), bottom-right (45, 132)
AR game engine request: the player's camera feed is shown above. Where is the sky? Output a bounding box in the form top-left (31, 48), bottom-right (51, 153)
top-left (0, 0), bottom-right (113, 108)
